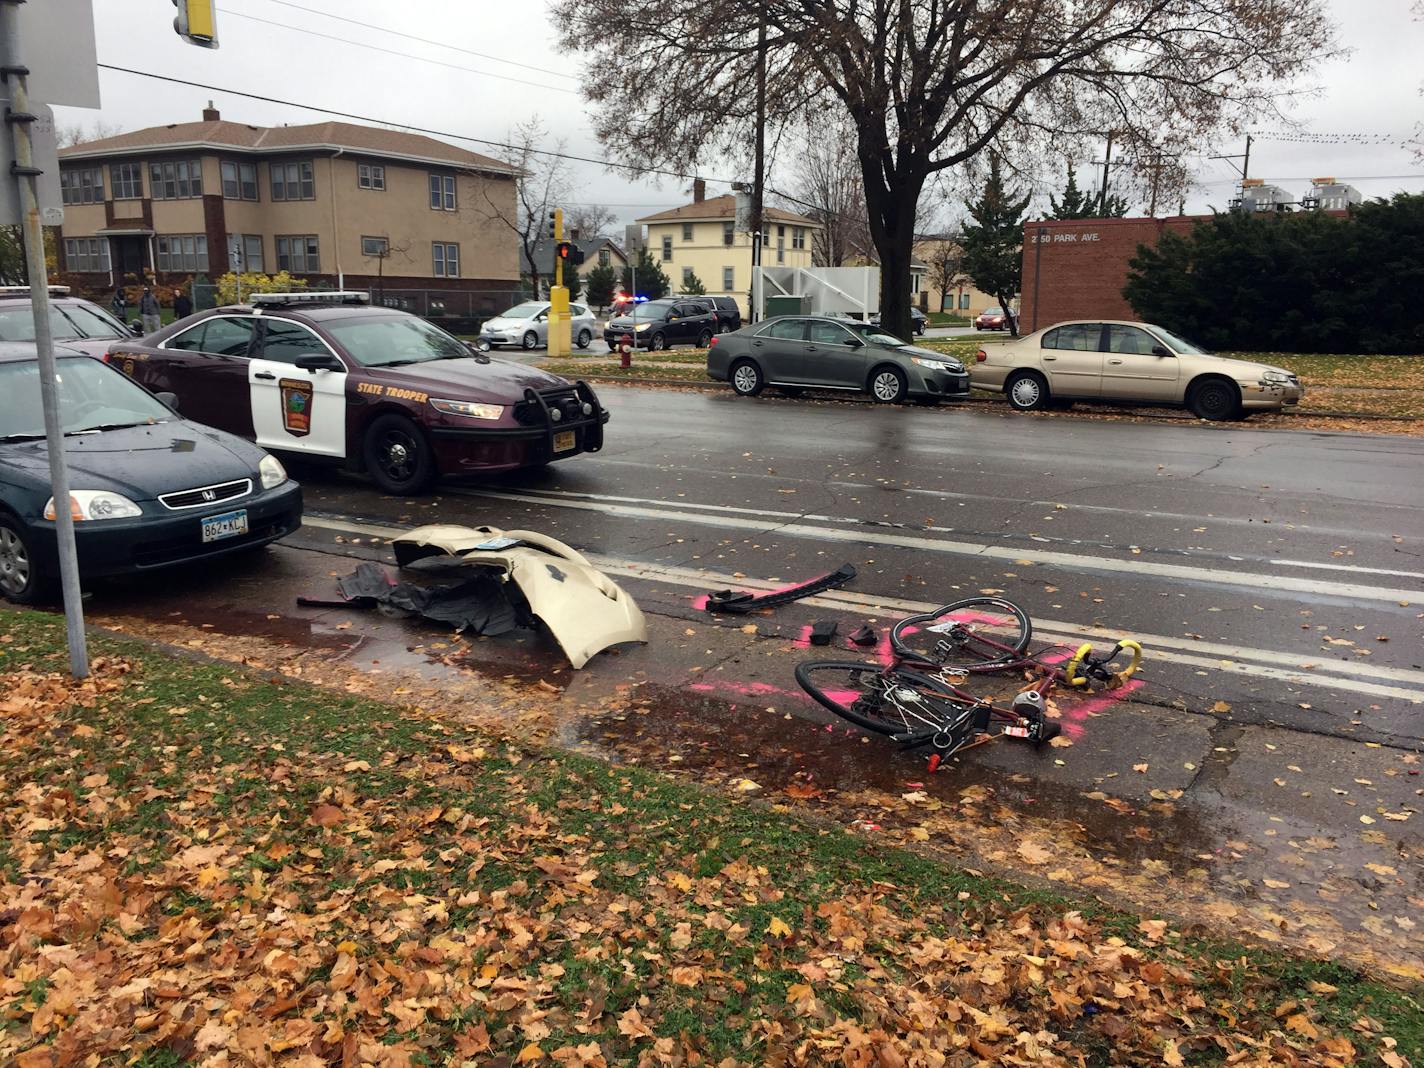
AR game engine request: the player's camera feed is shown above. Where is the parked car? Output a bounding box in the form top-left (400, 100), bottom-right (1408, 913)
top-left (868, 307), bottom-right (929, 336)
top-left (968, 319), bottom-right (1304, 420)
top-left (604, 298), bottom-right (718, 351)
top-left (0, 285), bottom-right (140, 357)
top-left (706, 315), bottom-right (970, 403)
top-left (975, 307), bottom-right (1009, 331)
top-left (476, 300), bottom-right (598, 350)
top-left (102, 292), bottom-right (609, 494)
top-left (0, 343), bottom-right (302, 603)
top-left (704, 296), bottom-right (743, 333)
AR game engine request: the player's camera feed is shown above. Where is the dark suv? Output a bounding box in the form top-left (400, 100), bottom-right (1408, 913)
top-left (704, 296), bottom-right (742, 333)
top-left (603, 298), bottom-right (719, 351)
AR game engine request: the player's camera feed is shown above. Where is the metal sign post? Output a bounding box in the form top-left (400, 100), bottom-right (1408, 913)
top-left (1, 0), bottom-right (89, 677)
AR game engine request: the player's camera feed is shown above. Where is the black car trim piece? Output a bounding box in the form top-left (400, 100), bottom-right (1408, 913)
top-left (705, 564), bottom-right (858, 614)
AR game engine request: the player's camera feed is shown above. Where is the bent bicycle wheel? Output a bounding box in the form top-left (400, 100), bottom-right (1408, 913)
top-left (889, 597), bottom-right (1032, 670)
top-left (794, 660), bottom-right (974, 736)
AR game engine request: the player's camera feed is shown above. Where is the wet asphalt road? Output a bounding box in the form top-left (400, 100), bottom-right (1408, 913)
top-left (287, 383), bottom-right (1424, 743)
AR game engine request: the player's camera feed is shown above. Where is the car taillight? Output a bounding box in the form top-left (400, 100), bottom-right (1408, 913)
top-left (976, 348), bottom-right (988, 363)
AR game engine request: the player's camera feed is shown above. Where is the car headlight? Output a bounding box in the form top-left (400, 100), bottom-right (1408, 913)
top-left (43, 490), bottom-right (142, 521)
top-left (430, 398), bottom-right (504, 420)
top-left (911, 356), bottom-right (962, 373)
top-left (634, 322), bottom-right (651, 332)
top-left (1260, 370), bottom-right (1292, 385)
top-left (259, 454), bottom-right (288, 490)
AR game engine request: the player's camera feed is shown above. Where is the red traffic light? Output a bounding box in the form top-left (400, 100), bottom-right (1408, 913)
top-left (555, 241), bottom-right (572, 260)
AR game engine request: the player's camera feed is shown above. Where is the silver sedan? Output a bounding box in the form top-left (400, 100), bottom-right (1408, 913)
top-left (477, 301), bottom-right (599, 351)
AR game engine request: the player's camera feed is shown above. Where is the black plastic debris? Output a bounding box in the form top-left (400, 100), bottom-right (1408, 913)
top-left (809, 621), bottom-right (838, 646)
top-left (299, 561), bottom-right (519, 635)
top-left (849, 624), bottom-right (878, 647)
top-left (705, 564), bottom-right (857, 615)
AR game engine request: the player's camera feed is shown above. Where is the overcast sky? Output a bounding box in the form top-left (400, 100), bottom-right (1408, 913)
top-left (51, 0), bottom-right (1424, 231)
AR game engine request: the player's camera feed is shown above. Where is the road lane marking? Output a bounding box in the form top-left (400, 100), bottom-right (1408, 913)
top-left (449, 489), bottom-right (1422, 605)
top-left (299, 514), bottom-right (1424, 702)
top-left (469, 486), bottom-right (1424, 577)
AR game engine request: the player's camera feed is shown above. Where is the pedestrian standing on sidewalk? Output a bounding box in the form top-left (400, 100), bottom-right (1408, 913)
top-left (111, 287), bottom-right (127, 321)
top-left (139, 286), bottom-right (161, 335)
top-left (173, 287), bottom-right (193, 320)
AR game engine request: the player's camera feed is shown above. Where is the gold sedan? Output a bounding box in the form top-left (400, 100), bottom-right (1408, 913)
top-left (969, 320), bottom-right (1303, 420)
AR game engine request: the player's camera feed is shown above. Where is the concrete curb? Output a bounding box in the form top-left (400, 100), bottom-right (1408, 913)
top-left (571, 374), bottom-right (1415, 422)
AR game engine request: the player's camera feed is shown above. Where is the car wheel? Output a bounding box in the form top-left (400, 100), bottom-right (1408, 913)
top-left (364, 413), bottom-right (435, 495)
top-left (915, 321), bottom-right (926, 336)
top-left (730, 360), bottom-right (764, 397)
top-left (649, 332), bottom-right (667, 352)
top-left (1188, 378), bottom-right (1243, 421)
top-left (607, 342), bottom-right (617, 352)
top-left (522, 331), bottom-right (539, 350)
top-left (0, 515), bottom-right (50, 605)
top-left (696, 329), bottom-right (713, 348)
top-left (869, 366), bottom-right (908, 403)
top-left (576, 329), bottom-right (592, 349)
top-left (1005, 371), bottom-right (1050, 411)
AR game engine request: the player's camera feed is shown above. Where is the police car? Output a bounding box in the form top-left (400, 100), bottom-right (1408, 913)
top-left (102, 292), bottom-right (608, 494)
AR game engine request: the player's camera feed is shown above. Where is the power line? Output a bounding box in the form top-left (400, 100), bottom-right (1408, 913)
top-left (257, 0), bottom-right (580, 82)
top-left (222, 10), bottom-right (580, 96)
top-left (96, 64), bottom-right (733, 186)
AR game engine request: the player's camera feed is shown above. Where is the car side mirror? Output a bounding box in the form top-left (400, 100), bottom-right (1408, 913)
top-left (294, 352), bottom-right (342, 371)
top-left (1150, 345), bottom-right (1172, 357)
top-left (845, 338), bottom-right (864, 348)
top-left (155, 391), bottom-right (179, 411)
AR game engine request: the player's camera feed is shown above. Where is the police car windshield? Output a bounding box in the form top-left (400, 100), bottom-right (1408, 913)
top-left (0, 302), bottom-right (129, 342)
top-left (0, 358), bottom-right (172, 439)
top-left (323, 315), bottom-right (470, 367)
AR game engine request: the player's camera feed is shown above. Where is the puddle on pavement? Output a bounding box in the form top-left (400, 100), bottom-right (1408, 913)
top-left (573, 683), bottom-right (1423, 966)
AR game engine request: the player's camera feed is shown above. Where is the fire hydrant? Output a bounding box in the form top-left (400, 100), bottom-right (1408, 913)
top-left (619, 333), bottom-right (633, 370)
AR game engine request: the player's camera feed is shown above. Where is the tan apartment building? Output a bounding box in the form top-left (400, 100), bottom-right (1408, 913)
top-left (912, 236), bottom-right (1000, 316)
top-left (637, 184), bottom-right (821, 315)
top-left (56, 105), bottom-right (522, 314)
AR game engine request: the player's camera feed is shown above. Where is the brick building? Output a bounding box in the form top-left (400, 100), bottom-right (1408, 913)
top-left (1019, 215), bottom-right (1200, 333)
top-left (55, 104), bottom-right (523, 314)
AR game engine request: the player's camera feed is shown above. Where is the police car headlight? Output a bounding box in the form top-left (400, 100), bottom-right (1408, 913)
top-left (430, 398), bottom-right (504, 420)
top-left (581, 402), bottom-right (594, 415)
top-left (550, 408), bottom-right (563, 422)
top-left (44, 490), bottom-right (142, 521)
top-left (259, 454), bottom-right (288, 490)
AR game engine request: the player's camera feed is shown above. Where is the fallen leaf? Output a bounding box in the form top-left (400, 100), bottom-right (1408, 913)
top-left (767, 916), bottom-right (793, 938)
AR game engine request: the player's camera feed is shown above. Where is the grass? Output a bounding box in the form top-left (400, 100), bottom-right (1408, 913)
top-left (927, 311), bottom-right (971, 326)
top-left (1, 610), bottom-right (1421, 1064)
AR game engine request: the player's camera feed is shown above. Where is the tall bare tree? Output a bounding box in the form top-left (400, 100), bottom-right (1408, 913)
top-left (477, 118), bottom-right (569, 300)
top-left (566, 203), bottom-right (619, 240)
top-left (553, 0), bottom-right (1332, 338)
top-left (924, 240), bottom-right (966, 314)
top-left (786, 121), bottom-right (870, 266)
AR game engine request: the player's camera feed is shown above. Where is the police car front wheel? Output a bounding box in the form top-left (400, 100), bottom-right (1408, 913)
top-left (364, 414), bottom-right (435, 494)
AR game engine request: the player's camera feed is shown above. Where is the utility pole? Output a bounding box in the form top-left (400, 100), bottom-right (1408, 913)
top-left (1098, 132), bottom-right (1113, 214)
top-left (749, 0), bottom-right (766, 323)
top-left (1, 0), bottom-right (88, 677)
top-left (1211, 134), bottom-right (1253, 206)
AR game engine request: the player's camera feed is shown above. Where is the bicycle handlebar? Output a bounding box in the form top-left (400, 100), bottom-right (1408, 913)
top-left (1064, 639), bottom-right (1142, 687)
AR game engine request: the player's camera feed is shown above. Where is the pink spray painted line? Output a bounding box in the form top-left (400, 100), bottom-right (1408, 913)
top-left (688, 680), bottom-right (803, 701)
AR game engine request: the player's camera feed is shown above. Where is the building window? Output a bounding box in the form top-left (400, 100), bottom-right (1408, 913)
top-left (792, 226), bottom-right (806, 250)
top-left (230, 234), bottom-right (263, 273)
top-left (776, 233), bottom-right (785, 264)
top-left (110, 162), bottom-right (142, 200)
top-left (681, 266), bottom-right (694, 286)
top-left (357, 163), bottom-right (385, 190)
top-left (270, 161), bottom-right (315, 201)
top-left (63, 237), bottom-right (110, 273)
top-left (361, 236), bottom-right (389, 257)
top-left (681, 222), bottom-right (693, 241)
top-left (598, 248), bottom-right (610, 267)
top-left (959, 292), bottom-right (969, 310)
top-left (148, 160), bottom-right (202, 200)
top-left (722, 266), bottom-right (734, 291)
top-left (221, 160), bottom-right (258, 200)
top-left (661, 235), bottom-right (672, 262)
top-left (428, 173), bottom-right (456, 210)
top-left (155, 234), bottom-right (208, 273)
top-left (433, 242), bottom-right (459, 278)
top-left (722, 222), bottom-right (734, 246)
top-left (276, 235), bottom-right (320, 273)
top-left (60, 166), bottom-right (104, 205)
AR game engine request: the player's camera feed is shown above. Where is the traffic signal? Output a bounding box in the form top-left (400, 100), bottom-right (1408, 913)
top-left (555, 241), bottom-right (572, 263)
top-left (173, 0), bottom-right (218, 47)
top-left (548, 209), bottom-right (561, 239)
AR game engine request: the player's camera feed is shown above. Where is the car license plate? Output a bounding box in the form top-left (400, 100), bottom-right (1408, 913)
top-left (553, 431), bottom-right (576, 453)
top-left (201, 509), bottom-right (249, 544)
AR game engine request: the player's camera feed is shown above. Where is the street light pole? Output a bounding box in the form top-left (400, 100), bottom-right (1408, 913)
top-left (1, 0), bottom-right (89, 677)
top-left (749, 0), bottom-right (766, 323)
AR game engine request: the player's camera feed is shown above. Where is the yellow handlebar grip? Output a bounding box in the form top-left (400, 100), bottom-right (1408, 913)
top-left (1064, 643), bottom-right (1094, 687)
top-left (1117, 639), bottom-right (1143, 679)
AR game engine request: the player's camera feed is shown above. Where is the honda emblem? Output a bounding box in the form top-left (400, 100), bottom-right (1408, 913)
top-left (201, 489), bottom-right (217, 502)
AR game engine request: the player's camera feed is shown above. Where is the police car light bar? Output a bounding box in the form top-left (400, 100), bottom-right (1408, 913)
top-left (0, 285), bottom-right (71, 296)
top-left (250, 291), bottom-right (369, 306)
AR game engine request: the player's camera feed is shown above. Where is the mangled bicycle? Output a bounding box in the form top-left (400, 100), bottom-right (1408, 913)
top-left (794, 596), bottom-right (1142, 771)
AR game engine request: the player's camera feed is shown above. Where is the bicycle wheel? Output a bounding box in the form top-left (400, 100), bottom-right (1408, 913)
top-left (795, 660), bottom-right (976, 737)
top-left (889, 597), bottom-right (1032, 670)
